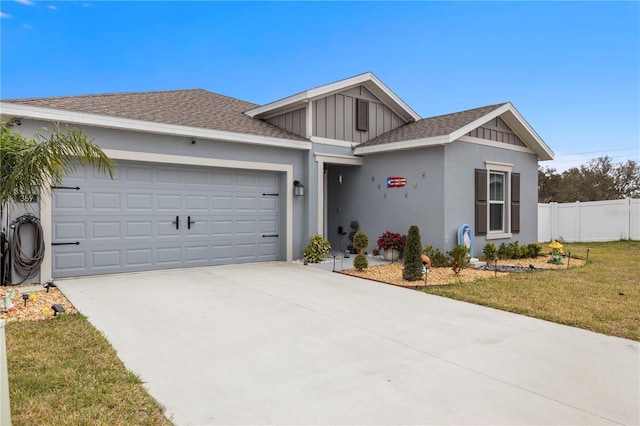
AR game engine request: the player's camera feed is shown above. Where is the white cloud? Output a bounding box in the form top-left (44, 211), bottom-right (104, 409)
top-left (22, 23), bottom-right (32, 29)
top-left (16, 0), bottom-right (35, 6)
top-left (48, 5), bottom-right (56, 10)
top-left (0, 12), bottom-right (12, 19)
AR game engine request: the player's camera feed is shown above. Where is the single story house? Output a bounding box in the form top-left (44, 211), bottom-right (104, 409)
top-left (0, 72), bottom-right (553, 283)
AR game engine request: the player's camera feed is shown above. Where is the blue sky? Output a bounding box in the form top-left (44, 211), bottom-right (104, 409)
top-left (1, 1), bottom-right (638, 171)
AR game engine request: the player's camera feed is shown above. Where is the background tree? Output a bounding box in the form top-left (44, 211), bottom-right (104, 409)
top-left (538, 156), bottom-right (639, 202)
top-left (1, 124), bottom-right (115, 207)
top-left (402, 225), bottom-right (423, 281)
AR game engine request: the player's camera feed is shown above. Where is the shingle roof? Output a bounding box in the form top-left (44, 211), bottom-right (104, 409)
top-left (4, 89), bottom-right (308, 141)
top-left (357, 103), bottom-right (508, 148)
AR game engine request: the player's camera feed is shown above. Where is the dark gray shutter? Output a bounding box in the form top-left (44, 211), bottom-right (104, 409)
top-left (356, 99), bottom-right (369, 131)
top-left (475, 169), bottom-right (487, 235)
top-left (511, 172), bottom-right (520, 233)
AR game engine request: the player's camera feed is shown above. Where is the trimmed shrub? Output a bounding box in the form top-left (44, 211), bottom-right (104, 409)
top-left (524, 242), bottom-right (543, 258)
top-left (482, 243), bottom-right (498, 260)
top-left (353, 253), bottom-right (368, 271)
top-left (449, 244), bottom-right (470, 275)
top-left (348, 220), bottom-right (359, 248)
top-left (423, 245), bottom-right (450, 267)
top-left (302, 234), bottom-right (331, 263)
top-left (403, 225), bottom-right (423, 281)
top-left (352, 231), bottom-right (369, 252)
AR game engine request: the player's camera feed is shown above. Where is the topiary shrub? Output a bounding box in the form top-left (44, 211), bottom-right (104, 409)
top-left (347, 220), bottom-right (359, 249)
top-left (449, 244), bottom-right (470, 275)
top-left (403, 225), bottom-right (423, 281)
top-left (524, 242), bottom-right (542, 258)
top-left (353, 253), bottom-right (368, 271)
top-left (352, 231), bottom-right (369, 253)
top-left (482, 243), bottom-right (498, 260)
top-left (302, 234), bottom-right (331, 263)
top-left (423, 245), bottom-right (449, 267)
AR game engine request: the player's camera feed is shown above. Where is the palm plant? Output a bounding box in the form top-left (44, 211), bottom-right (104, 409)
top-left (1, 124), bottom-right (115, 207)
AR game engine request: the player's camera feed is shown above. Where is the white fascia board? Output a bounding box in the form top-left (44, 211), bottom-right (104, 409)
top-left (458, 136), bottom-right (536, 155)
top-left (245, 74), bottom-right (374, 118)
top-left (1, 102), bottom-right (312, 151)
top-left (310, 136), bottom-right (357, 148)
top-left (246, 72), bottom-right (421, 123)
top-left (500, 105), bottom-right (554, 160)
top-left (449, 102), bottom-right (554, 161)
top-left (314, 152), bottom-right (363, 165)
top-left (362, 74), bottom-right (421, 122)
top-left (353, 135), bottom-right (449, 155)
top-left (449, 103), bottom-right (512, 142)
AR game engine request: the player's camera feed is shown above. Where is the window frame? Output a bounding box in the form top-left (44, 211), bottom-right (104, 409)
top-left (484, 161), bottom-right (513, 240)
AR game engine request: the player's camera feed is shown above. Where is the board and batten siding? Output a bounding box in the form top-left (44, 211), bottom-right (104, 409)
top-left (467, 117), bottom-right (526, 147)
top-left (265, 108), bottom-right (307, 138)
top-left (313, 86), bottom-right (405, 143)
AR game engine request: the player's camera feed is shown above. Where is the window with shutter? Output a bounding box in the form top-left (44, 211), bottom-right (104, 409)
top-left (478, 162), bottom-right (517, 239)
top-left (511, 173), bottom-right (520, 233)
top-left (356, 99), bottom-right (369, 131)
top-left (475, 169), bottom-right (487, 235)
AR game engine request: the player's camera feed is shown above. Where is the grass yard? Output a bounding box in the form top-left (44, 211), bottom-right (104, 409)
top-left (422, 241), bottom-right (640, 341)
top-left (6, 315), bottom-right (172, 426)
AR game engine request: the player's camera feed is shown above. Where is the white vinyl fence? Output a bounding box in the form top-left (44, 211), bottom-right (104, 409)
top-left (538, 198), bottom-right (640, 242)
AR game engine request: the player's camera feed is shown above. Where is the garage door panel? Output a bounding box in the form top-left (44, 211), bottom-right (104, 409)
top-left (92, 221), bottom-right (121, 239)
top-left (157, 194), bottom-right (182, 210)
top-left (212, 172), bottom-right (233, 186)
top-left (127, 166), bottom-right (154, 183)
top-left (55, 192), bottom-right (86, 210)
top-left (157, 247), bottom-right (182, 264)
top-left (259, 197), bottom-right (278, 212)
top-left (186, 195), bottom-right (208, 210)
top-left (259, 242), bottom-right (278, 257)
top-left (53, 162), bottom-right (281, 277)
top-left (54, 251), bottom-right (86, 272)
top-left (53, 221), bottom-right (86, 240)
top-left (92, 250), bottom-right (120, 268)
top-left (237, 196), bottom-right (257, 211)
top-left (92, 192), bottom-right (120, 210)
top-left (185, 245), bottom-right (209, 263)
top-left (126, 248), bottom-right (153, 266)
top-left (157, 168), bottom-right (182, 184)
top-left (259, 219), bottom-right (277, 233)
top-left (126, 193), bottom-right (153, 210)
top-left (185, 170), bottom-right (209, 185)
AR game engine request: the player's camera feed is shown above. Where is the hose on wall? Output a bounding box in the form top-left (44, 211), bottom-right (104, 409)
top-left (10, 214), bottom-right (45, 284)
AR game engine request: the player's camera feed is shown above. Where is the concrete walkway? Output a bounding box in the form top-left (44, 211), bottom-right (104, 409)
top-left (56, 263), bottom-right (639, 426)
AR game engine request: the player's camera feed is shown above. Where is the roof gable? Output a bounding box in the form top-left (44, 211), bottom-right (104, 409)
top-left (354, 102), bottom-right (553, 160)
top-left (245, 72), bottom-right (421, 123)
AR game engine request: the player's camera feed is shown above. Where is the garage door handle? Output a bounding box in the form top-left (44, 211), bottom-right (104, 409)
top-left (188, 216), bottom-right (195, 230)
top-left (262, 234), bottom-right (279, 238)
top-left (172, 216), bottom-right (179, 230)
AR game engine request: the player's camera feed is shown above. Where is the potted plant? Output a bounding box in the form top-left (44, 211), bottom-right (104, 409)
top-left (376, 231), bottom-right (406, 261)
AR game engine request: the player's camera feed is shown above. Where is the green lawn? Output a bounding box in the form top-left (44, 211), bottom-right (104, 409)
top-left (6, 315), bottom-right (172, 426)
top-left (422, 240), bottom-right (640, 341)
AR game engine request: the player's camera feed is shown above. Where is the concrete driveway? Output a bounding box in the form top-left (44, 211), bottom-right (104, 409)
top-left (57, 262), bottom-right (639, 426)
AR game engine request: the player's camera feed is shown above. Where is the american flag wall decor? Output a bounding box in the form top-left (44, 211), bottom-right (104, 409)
top-left (386, 177), bottom-right (407, 188)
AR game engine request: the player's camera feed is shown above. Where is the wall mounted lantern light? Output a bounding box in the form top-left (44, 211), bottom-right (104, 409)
top-left (293, 180), bottom-right (305, 196)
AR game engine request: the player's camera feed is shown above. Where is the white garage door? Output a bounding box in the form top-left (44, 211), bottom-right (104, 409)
top-left (52, 161), bottom-right (282, 278)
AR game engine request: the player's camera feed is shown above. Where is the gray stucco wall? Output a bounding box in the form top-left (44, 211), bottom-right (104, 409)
top-left (13, 120), bottom-right (311, 260)
top-left (326, 146), bottom-right (445, 253)
top-left (443, 140), bottom-right (539, 257)
top-left (326, 141), bottom-right (539, 258)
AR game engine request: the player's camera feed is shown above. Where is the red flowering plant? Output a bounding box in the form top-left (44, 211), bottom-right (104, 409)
top-left (376, 231), bottom-right (406, 251)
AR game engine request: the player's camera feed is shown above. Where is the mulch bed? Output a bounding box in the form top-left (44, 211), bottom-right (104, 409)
top-left (339, 256), bottom-right (585, 288)
top-left (1, 284), bottom-right (77, 323)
